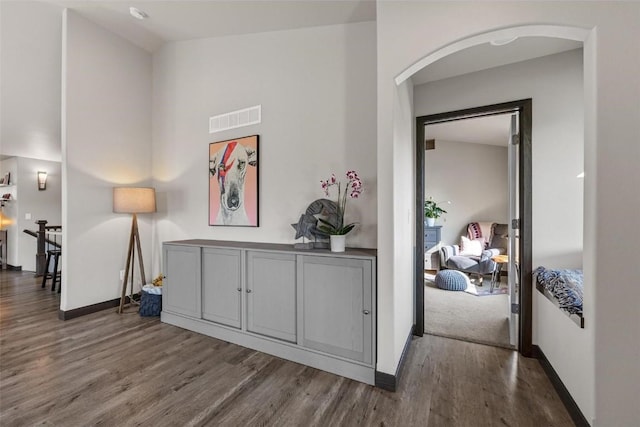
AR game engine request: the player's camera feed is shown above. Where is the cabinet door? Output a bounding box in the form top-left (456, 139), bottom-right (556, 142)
top-left (424, 228), bottom-right (438, 245)
top-left (202, 248), bottom-right (242, 328)
top-left (163, 244), bottom-right (201, 318)
top-left (424, 226), bottom-right (442, 251)
top-left (246, 251), bottom-right (296, 342)
top-left (298, 256), bottom-right (373, 364)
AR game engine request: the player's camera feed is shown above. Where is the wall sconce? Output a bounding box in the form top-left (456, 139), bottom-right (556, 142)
top-left (37, 171), bottom-right (47, 190)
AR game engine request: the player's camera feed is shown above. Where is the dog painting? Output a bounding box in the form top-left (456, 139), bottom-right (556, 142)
top-left (209, 135), bottom-right (259, 226)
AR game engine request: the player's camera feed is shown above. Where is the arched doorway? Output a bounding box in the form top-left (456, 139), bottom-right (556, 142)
top-left (398, 24), bottom-right (590, 357)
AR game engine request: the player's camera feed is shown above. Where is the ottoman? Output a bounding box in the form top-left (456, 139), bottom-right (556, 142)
top-left (435, 270), bottom-right (469, 291)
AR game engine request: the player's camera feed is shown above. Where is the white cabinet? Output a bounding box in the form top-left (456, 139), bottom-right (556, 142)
top-left (161, 240), bottom-right (376, 385)
top-left (199, 248), bottom-right (297, 341)
top-left (246, 251), bottom-right (297, 342)
top-left (163, 245), bottom-right (201, 318)
top-left (202, 247), bottom-right (242, 329)
top-left (298, 255), bottom-right (373, 364)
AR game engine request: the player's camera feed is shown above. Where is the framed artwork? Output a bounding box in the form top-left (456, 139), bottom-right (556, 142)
top-left (209, 135), bottom-right (259, 226)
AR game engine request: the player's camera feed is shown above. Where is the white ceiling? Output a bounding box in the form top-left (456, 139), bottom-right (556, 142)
top-left (40, 2), bottom-right (580, 79)
top-left (42, 0), bottom-right (377, 52)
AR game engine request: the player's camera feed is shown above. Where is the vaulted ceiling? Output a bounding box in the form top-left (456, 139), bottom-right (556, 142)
top-left (33, 1), bottom-right (581, 148)
top-left (43, 0), bottom-right (377, 52)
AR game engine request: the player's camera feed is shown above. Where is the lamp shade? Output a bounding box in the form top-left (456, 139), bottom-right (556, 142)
top-left (113, 187), bottom-right (156, 214)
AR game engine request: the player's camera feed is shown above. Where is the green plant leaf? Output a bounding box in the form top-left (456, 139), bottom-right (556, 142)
top-left (341, 223), bottom-right (356, 234)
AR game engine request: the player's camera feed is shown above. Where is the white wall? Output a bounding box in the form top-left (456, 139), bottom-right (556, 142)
top-left (377, 2), bottom-right (640, 426)
top-left (151, 22), bottom-right (377, 275)
top-left (62, 10), bottom-right (152, 310)
top-left (423, 140), bottom-right (508, 246)
top-left (0, 1), bottom-right (62, 162)
top-left (391, 79), bottom-right (415, 369)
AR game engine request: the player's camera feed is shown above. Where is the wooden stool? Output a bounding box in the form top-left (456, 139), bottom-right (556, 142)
top-left (41, 249), bottom-right (62, 293)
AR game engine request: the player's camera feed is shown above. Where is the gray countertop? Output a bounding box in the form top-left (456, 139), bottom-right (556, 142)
top-left (165, 239), bottom-right (377, 258)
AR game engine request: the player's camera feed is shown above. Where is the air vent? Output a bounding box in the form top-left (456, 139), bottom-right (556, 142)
top-left (209, 105), bottom-right (261, 134)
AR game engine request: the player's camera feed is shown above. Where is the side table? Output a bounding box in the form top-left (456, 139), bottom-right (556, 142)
top-left (490, 254), bottom-right (508, 293)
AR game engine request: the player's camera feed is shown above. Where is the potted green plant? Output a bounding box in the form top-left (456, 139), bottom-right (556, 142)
top-left (424, 197), bottom-right (448, 226)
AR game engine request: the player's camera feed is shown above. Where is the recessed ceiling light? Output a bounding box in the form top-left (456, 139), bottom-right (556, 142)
top-left (129, 7), bottom-right (148, 20)
top-left (490, 36), bottom-right (518, 46)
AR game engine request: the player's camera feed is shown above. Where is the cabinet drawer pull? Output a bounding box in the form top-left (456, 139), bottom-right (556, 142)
top-left (237, 288), bottom-right (242, 292)
top-left (246, 289), bottom-right (252, 293)
top-left (363, 310), bottom-right (370, 315)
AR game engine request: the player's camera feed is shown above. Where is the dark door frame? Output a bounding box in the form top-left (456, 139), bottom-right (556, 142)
top-left (414, 99), bottom-right (533, 357)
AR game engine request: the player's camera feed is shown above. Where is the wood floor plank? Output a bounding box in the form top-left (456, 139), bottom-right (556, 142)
top-left (0, 271), bottom-right (575, 426)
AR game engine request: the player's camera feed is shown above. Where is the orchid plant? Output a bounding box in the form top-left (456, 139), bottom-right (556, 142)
top-left (318, 170), bottom-right (363, 235)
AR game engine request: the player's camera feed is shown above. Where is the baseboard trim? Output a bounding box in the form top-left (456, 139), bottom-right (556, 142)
top-left (4, 264), bottom-right (22, 271)
top-left (375, 325), bottom-right (414, 392)
top-left (532, 345), bottom-right (590, 427)
top-left (58, 294), bottom-right (139, 320)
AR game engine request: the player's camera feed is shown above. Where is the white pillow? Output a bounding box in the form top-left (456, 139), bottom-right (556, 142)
top-left (459, 236), bottom-right (483, 256)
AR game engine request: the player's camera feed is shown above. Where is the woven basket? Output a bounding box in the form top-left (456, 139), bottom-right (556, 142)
top-left (139, 290), bottom-right (162, 317)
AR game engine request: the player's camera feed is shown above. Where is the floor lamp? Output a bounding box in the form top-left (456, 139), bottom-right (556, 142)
top-left (113, 187), bottom-right (156, 314)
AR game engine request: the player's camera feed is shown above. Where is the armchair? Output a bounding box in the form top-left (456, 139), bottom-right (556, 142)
top-left (440, 245), bottom-right (501, 283)
top-left (439, 222), bottom-right (508, 283)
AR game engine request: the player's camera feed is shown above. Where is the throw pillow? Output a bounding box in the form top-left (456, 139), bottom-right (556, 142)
top-left (467, 222), bottom-right (493, 248)
top-left (467, 222), bottom-right (483, 240)
top-left (459, 236), bottom-right (483, 256)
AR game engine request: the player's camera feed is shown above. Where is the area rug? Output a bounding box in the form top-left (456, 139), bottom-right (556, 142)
top-left (464, 281), bottom-right (508, 297)
top-left (424, 273), bottom-right (512, 348)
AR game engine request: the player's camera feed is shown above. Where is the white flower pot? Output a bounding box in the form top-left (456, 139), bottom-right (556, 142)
top-left (426, 217), bottom-right (436, 227)
top-left (330, 235), bottom-right (346, 252)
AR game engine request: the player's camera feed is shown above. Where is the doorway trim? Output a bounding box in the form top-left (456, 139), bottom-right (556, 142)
top-left (395, 25), bottom-right (589, 86)
top-left (415, 99), bottom-right (533, 356)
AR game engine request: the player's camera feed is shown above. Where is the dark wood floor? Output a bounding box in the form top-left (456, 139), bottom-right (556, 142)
top-left (0, 271), bottom-right (574, 426)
